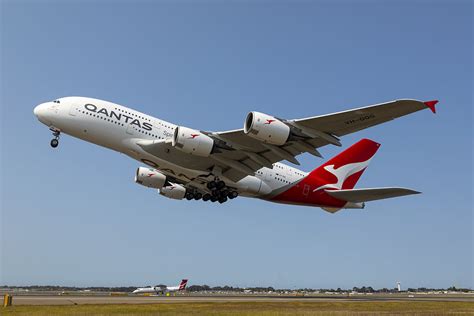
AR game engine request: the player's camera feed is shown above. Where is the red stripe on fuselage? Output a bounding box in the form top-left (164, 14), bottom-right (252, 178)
top-left (270, 178), bottom-right (348, 208)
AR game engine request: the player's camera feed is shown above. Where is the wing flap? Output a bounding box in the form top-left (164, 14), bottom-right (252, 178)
top-left (325, 187), bottom-right (420, 202)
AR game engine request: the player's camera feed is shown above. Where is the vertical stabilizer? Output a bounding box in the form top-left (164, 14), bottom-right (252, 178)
top-left (178, 279), bottom-right (188, 290)
top-left (308, 138), bottom-right (380, 192)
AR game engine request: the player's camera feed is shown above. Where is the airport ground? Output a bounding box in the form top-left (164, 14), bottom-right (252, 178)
top-left (2, 293), bottom-right (474, 315)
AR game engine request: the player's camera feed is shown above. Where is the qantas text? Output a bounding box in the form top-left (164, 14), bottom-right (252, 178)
top-left (84, 104), bottom-right (153, 131)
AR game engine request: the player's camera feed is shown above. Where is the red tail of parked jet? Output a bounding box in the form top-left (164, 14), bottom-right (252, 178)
top-left (271, 139), bottom-right (419, 212)
top-left (178, 279), bottom-right (188, 290)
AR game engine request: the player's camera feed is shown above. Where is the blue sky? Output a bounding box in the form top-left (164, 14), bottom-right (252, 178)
top-left (1, 1), bottom-right (472, 289)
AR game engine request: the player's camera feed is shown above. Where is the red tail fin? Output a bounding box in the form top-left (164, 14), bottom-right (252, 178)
top-left (308, 139), bottom-right (381, 191)
top-left (179, 279), bottom-right (188, 290)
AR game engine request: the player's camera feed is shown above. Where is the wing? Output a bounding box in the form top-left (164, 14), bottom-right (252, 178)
top-left (139, 99), bottom-right (437, 183)
top-left (325, 187), bottom-right (421, 203)
top-left (213, 99), bottom-right (437, 178)
top-left (292, 99), bottom-right (437, 138)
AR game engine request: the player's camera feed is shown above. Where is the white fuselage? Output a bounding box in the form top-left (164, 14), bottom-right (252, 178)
top-left (33, 97), bottom-right (307, 198)
top-left (132, 285), bottom-right (181, 294)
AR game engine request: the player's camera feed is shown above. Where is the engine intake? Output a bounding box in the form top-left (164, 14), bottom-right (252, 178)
top-left (244, 112), bottom-right (290, 146)
top-left (160, 183), bottom-right (187, 200)
top-left (135, 167), bottom-right (167, 189)
top-left (172, 126), bottom-right (214, 157)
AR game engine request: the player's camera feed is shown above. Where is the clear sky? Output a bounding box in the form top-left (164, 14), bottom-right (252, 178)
top-left (1, 1), bottom-right (472, 289)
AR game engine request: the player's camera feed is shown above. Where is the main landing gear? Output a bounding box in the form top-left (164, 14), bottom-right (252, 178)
top-left (185, 192), bottom-right (203, 201)
top-left (204, 179), bottom-right (238, 204)
top-left (50, 129), bottom-right (61, 148)
top-left (184, 179), bottom-right (239, 204)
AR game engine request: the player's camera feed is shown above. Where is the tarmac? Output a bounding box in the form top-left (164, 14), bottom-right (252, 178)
top-left (8, 294), bottom-right (474, 305)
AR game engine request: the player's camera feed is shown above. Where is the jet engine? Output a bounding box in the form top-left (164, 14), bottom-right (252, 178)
top-left (135, 167), bottom-right (167, 189)
top-left (172, 126), bottom-right (214, 157)
top-left (159, 183), bottom-right (187, 200)
top-left (244, 112), bottom-right (290, 145)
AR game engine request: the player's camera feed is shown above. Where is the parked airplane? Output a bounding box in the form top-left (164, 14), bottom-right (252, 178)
top-left (133, 279), bottom-right (188, 295)
top-left (33, 97), bottom-right (438, 212)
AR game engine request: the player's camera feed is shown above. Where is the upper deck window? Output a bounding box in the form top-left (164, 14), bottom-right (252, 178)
top-left (53, 100), bottom-right (61, 104)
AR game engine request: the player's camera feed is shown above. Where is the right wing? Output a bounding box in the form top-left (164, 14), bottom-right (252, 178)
top-left (139, 99), bottom-right (437, 183)
top-left (292, 99), bottom-right (437, 138)
top-left (213, 99), bottom-right (437, 180)
top-left (325, 187), bottom-right (421, 203)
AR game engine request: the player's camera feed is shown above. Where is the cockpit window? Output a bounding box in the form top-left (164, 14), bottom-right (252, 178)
top-left (53, 100), bottom-right (61, 104)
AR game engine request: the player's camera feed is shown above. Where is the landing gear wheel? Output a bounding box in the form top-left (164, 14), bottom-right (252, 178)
top-left (210, 196), bottom-right (218, 202)
top-left (228, 191), bottom-right (238, 199)
top-left (207, 181), bottom-right (217, 190)
top-left (216, 181), bottom-right (226, 190)
top-left (50, 138), bottom-right (59, 148)
top-left (49, 129), bottom-right (61, 148)
top-left (220, 190), bottom-right (229, 198)
top-left (194, 193), bottom-right (202, 200)
top-left (202, 194), bottom-right (211, 202)
top-left (185, 192), bottom-right (194, 200)
top-left (218, 196), bottom-right (228, 204)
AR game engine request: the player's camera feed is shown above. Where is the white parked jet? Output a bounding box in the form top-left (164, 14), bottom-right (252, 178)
top-left (133, 279), bottom-right (188, 295)
top-left (34, 97), bottom-right (437, 212)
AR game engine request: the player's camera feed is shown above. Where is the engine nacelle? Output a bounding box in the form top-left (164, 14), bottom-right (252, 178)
top-left (135, 167), bottom-right (167, 189)
top-left (159, 183), bottom-right (187, 200)
top-left (172, 126), bottom-right (214, 157)
top-left (244, 112), bottom-right (290, 145)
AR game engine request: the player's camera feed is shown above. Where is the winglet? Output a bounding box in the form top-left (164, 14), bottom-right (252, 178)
top-left (424, 100), bottom-right (438, 114)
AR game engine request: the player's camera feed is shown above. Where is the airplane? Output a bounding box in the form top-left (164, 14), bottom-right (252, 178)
top-left (33, 96), bottom-right (438, 212)
top-left (133, 279), bottom-right (188, 295)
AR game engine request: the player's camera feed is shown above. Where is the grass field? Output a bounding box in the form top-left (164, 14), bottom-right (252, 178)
top-left (3, 301), bottom-right (474, 315)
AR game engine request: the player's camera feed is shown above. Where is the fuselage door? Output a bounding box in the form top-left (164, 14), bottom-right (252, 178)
top-left (263, 166), bottom-right (273, 182)
top-left (303, 184), bottom-right (310, 197)
top-left (68, 103), bottom-right (77, 116)
top-left (126, 123), bottom-right (135, 135)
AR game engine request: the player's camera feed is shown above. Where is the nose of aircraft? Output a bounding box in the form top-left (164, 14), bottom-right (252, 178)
top-left (34, 103), bottom-right (47, 117)
top-left (34, 102), bottom-right (52, 125)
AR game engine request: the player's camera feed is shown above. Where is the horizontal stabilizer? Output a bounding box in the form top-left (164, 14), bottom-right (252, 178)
top-left (326, 187), bottom-right (420, 203)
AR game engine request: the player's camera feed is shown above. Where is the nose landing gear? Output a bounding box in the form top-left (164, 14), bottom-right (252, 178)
top-left (50, 139), bottom-right (59, 148)
top-left (50, 129), bottom-right (60, 148)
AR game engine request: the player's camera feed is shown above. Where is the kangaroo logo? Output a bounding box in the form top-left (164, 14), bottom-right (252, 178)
top-left (179, 280), bottom-right (188, 290)
top-left (313, 157), bottom-right (372, 192)
top-left (264, 119), bottom-right (275, 125)
top-left (189, 134), bottom-right (199, 139)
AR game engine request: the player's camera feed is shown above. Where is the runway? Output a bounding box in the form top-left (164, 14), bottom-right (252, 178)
top-left (9, 294), bottom-right (474, 305)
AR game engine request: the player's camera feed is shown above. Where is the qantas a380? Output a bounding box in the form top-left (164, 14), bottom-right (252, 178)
top-left (33, 97), bottom-right (438, 212)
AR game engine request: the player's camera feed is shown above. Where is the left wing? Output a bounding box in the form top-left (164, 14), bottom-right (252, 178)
top-left (212, 99), bottom-right (437, 179)
top-left (139, 99), bottom-right (437, 182)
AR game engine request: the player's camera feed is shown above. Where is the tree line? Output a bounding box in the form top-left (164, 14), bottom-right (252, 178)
top-left (1, 285), bottom-right (471, 293)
